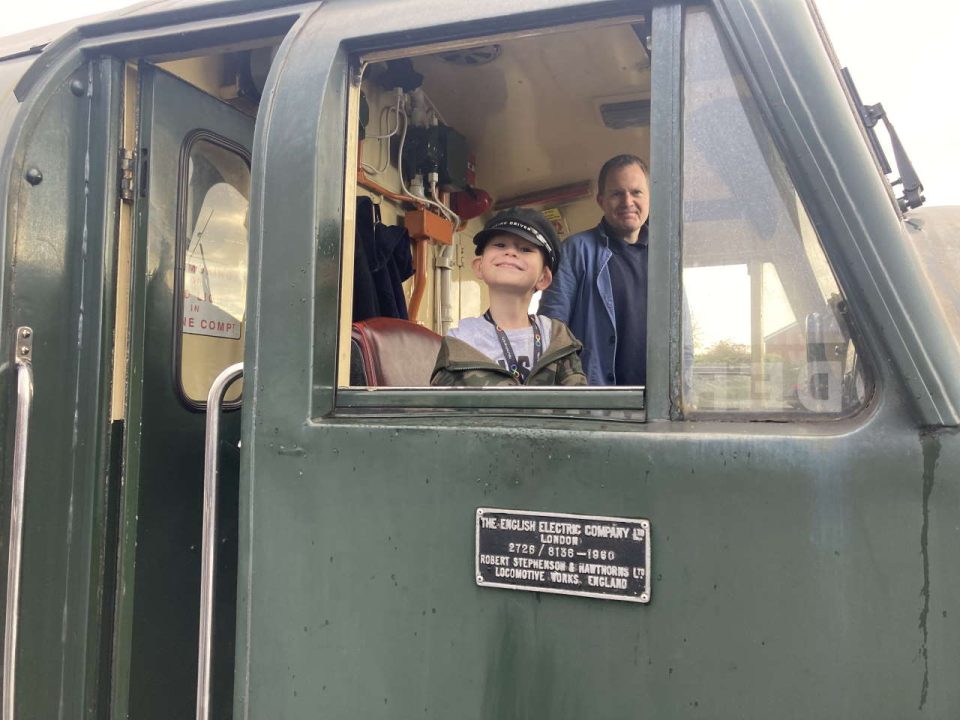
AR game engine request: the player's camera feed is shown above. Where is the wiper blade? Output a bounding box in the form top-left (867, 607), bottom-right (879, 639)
top-left (841, 67), bottom-right (925, 212)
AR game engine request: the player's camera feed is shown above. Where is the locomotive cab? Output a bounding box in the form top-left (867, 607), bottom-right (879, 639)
top-left (1, 1), bottom-right (958, 718)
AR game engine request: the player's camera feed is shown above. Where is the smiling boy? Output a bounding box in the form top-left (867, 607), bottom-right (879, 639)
top-left (431, 208), bottom-right (586, 387)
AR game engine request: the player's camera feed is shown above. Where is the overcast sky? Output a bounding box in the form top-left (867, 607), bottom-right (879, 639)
top-left (816, 1), bottom-right (959, 207)
top-left (5, 0), bottom-right (959, 206)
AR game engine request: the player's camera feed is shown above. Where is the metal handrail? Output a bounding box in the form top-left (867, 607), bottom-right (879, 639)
top-left (196, 362), bottom-right (243, 720)
top-left (3, 328), bottom-right (35, 720)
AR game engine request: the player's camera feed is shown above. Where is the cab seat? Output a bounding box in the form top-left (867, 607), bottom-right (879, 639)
top-left (350, 317), bottom-right (442, 387)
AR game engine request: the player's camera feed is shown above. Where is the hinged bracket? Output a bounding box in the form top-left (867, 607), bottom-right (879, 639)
top-left (118, 148), bottom-right (136, 202)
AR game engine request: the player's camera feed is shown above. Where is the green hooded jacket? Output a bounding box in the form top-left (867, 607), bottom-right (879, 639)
top-left (430, 318), bottom-right (587, 387)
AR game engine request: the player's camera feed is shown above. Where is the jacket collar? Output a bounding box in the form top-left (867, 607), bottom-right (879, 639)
top-left (434, 319), bottom-right (582, 376)
top-left (599, 218), bottom-right (649, 247)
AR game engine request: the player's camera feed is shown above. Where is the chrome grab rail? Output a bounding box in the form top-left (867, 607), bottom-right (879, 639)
top-left (196, 362), bottom-right (243, 720)
top-left (3, 328), bottom-right (35, 720)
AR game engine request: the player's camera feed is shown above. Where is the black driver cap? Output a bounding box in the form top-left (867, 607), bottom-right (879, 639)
top-left (473, 207), bottom-right (561, 273)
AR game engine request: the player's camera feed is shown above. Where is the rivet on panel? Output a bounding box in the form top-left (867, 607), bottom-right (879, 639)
top-left (25, 168), bottom-right (43, 186)
top-left (69, 79), bottom-right (86, 96)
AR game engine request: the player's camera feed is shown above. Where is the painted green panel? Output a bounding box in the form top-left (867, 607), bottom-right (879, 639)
top-left (0, 58), bottom-right (123, 718)
top-left (239, 415), bottom-right (959, 717)
top-left (114, 65), bottom-right (253, 720)
top-left (236, 0), bottom-right (960, 717)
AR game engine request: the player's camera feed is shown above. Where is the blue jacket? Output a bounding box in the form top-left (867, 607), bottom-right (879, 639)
top-left (539, 223), bottom-right (619, 385)
top-left (540, 222), bottom-right (694, 389)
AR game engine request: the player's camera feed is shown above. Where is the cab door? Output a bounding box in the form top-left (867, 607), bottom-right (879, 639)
top-left (0, 57), bottom-right (123, 718)
top-left (236, 1), bottom-right (958, 719)
top-left (111, 64), bottom-right (252, 720)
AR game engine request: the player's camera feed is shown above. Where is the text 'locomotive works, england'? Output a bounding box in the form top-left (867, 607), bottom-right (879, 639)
top-left (475, 508), bottom-right (651, 603)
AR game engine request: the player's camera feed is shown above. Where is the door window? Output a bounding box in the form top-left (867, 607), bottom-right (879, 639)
top-left (681, 6), bottom-right (868, 415)
top-left (178, 135), bottom-right (250, 405)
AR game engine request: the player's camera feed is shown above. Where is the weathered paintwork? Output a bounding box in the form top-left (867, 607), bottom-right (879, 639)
top-left (237, 0), bottom-right (960, 718)
top-left (0, 0), bottom-right (956, 718)
top-left (0, 57), bottom-right (123, 717)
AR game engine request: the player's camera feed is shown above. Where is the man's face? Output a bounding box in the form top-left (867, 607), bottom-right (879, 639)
top-left (596, 163), bottom-right (649, 241)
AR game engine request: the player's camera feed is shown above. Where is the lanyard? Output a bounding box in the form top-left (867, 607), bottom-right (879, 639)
top-left (483, 310), bottom-right (543, 383)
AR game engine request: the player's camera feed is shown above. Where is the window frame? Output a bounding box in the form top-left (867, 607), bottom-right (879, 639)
top-left (333, 6), bottom-right (674, 419)
top-left (173, 128), bottom-right (251, 412)
top-left (676, 3), bottom-right (876, 422)
top-left (299, 0), bottom-right (889, 426)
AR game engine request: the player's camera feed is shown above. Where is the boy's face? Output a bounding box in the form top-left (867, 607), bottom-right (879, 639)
top-left (473, 233), bottom-right (553, 295)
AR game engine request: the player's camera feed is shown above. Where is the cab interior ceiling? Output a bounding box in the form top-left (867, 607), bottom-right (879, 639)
top-left (147, 36), bottom-right (283, 66)
top-left (153, 42), bottom-right (278, 115)
top-left (377, 21), bottom-right (651, 203)
top-left (143, 19), bottom-right (650, 200)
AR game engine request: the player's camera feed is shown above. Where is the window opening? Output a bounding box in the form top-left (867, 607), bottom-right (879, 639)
top-left (342, 15), bottom-right (653, 395)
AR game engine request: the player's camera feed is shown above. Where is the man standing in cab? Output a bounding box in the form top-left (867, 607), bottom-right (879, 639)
top-left (540, 154), bottom-right (652, 386)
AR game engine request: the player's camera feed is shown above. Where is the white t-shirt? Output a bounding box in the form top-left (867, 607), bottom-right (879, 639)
top-left (448, 315), bottom-right (553, 377)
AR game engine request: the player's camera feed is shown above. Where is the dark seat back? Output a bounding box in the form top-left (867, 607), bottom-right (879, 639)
top-left (350, 317), bottom-right (442, 387)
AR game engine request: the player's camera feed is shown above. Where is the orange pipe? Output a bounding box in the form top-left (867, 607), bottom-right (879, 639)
top-left (358, 172), bottom-right (423, 208)
top-left (356, 147), bottom-right (439, 323)
top-left (407, 239), bottom-right (429, 322)
top-left (356, 144), bottom-right (429, 210)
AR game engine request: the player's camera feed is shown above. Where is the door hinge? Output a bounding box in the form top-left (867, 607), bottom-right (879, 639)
top-left (118, 148), bottom-right (136, 202)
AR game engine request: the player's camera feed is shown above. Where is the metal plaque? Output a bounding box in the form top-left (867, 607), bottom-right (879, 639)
top-left (475, 508), bottom-right (650, 603)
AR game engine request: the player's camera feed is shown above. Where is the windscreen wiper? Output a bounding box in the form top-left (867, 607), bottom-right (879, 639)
top-left (841, 67), bottom-right (925, 212)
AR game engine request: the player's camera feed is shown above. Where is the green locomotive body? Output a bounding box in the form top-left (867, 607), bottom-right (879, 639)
top-left (1, 0), bottom-right (958, 717)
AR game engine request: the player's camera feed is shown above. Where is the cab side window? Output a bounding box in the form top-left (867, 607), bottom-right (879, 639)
top-left (178, 136), bottom-right (250, 405)
top-left (681, 7), bottom-right (868, 415)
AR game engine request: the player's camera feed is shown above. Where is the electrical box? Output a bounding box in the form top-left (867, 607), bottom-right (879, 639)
top-left (401, 125), bottom-right (469, 192)
top-left (435, 125), bottom-right (468, 191)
